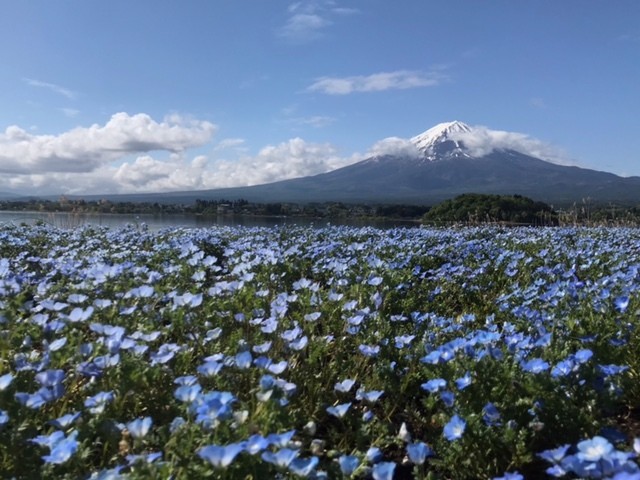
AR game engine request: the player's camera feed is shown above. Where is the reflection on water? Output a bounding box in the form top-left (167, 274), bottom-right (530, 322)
top-left (0, 211), bottom-right (418, 230)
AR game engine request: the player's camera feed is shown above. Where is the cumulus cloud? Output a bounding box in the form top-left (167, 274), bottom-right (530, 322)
top-left (308, 69), bottom-right (447, 95)
top-left (0, 112), bottom-right (217, 174)
top-left (24, 78), bottom-right (77, 99)
top-left (450, 126), bottom-right (573, 165)
top-left (0, 134), bottom-right (361, 195)
top-left (366, 137), bottom-right (420, 158)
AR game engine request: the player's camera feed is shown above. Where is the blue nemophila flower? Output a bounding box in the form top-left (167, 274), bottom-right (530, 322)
top-left (36, 369), bottom-right (64, 387)
top-left (358, 344), bottom-right (380, 357)
top-left (482, 402), bottom-right (501, 426)
top-left (372, 461), bottom-right (396, 480)
top-left (67, 306), bottom-right (94, 323)
top-left (262, 448), bottom-right (299, 468)
top-left (327, 402), bottom-right (351, 418)
top-left (34, 430), bottom-right (79, 465)
top-left (521, 358), bottom-right (550, 374)
top-left (538, 444), bottom-right (571, 464)
top-left (253, 341), bottom-right (272, 353)
top-left (455, 372), bottom-right (472, 390)
top-left (576, 436), bottom-right (614, 462)
top-left (267, 360), bottom-right (288, 374)
top-left (443, 414), bottom-right (466, 441)
top-left (614, 295), bottom-right (630, 313)
top-left (289, 456), bottom-right (319, 477)
top-left (304, 312), bottom-right (322, 322)
top-left (84, 391), bottom-right (115, 414)
top-left (366, 446), bottom-right (383, 463)
top-left (574, 349), bottom-right (593, 364)
top-left (335, 378), bottom-right (356, 393)
top-left (198, 442), bottom-right (244, 468)
top-left (421, 378), bottom-right (446, 393)
top-left (440, 390), bottom-right (455, 407)
top-left (551, 359), bottom-right (576, 378)
top-left (599, 364), bottom-right (629, 377)
top-left (47, 337), bottom-right (67, 352)
top-left (289, 336), bottom-right (308, 351)
top-left (338, 454), bottom-right (360, 475)
top-left (126, 416), bottom-right (153, 439)
top-left (245, 434), bottom-right (270, 454)
top-left (406, 442), bottom-right (433, 465)
top-left (0, 410), bottom-right (8, 427)
top-left (356, 388), bottom-right (384, 403)
top-left (150, 343), bottom-right (182, 365)
top-left (0, 373), bottom-right (13, 390)
top-left (50, 411), bottom-right (81, 429)
top-left (266, 429), bottom-right (296, 447)
top-left (197, 360), bottom-right (223, 377)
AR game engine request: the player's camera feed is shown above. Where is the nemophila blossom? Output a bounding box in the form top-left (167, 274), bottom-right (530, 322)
top-left (372, 461), bottom-right (396, 480)
top-left (421, 378), bottom-right (446, 393)
top-left (50, 411), bottom-right (81, 429)
top-left (289, 456), bottom-right (319, 477)
top-left (245, 434), bottom-right (270, 454)
top-left (406, 442), bottom-right (433, 465)
top-left (443, 414), bottom-right (466, 441)
top-left (197, 360), bottom-right (223, 377)
top-left (356, 388), bottom-right (384, 403)
top-left (440, 390), bottom-right (455, 407)
top-left (198, 443), bottom-right (244, 468)
top-left (84, 391), bottom-right (115, 414)
top-left (521, 358), bottom-right (550, 374)
top-left (266, 429), bottom-right (296, 448)
top-left (262, 448), bottom-right (299, 468)
top-left (359, 344), bottom-right (380, 357)
top-left (47, 337), bottom-right (67, 352)
top-left (0, 373), bottom-right (13, 390)
top-left (482, 402), bottom-right (501, 426)
top-left (0, 410), bottom-right (8, 427)
top-left (614, 295), bottom-right (630, 313)
top-left (366, 447), bottom-right (383, 463)
top-left (67, 306), bottom-right (94, 322)
top-left (455, 372), bottom-right (472, 390)
top-left (149, 343), bottom-right (181, 365)
top-left (576, 436), bottom-right (614, 462)
top-left (126, 416), bottom-right (153, 439)
top-left (327, 402), bottom-right (351, 418)
top-left (334, 378), bottom-right (356, 393)
top-left (338, 455), bottom-right (360, 475)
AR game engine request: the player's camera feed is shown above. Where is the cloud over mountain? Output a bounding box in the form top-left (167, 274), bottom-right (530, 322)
top-left (0, 113), bottom-right (216, 174)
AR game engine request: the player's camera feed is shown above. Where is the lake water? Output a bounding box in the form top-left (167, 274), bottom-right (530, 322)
top-left (0, 211), bottom-right (419, 230)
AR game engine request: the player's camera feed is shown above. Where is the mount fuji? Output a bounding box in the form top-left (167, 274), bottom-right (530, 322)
top-left (85, 121), bottom-right (640, 206)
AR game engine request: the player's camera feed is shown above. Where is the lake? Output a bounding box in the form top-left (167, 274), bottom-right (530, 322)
top-left (0, 211), bottom-right (419, 230)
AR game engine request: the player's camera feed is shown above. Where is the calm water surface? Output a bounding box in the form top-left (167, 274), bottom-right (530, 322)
top-left (0, 211), bottom-right (418, 231)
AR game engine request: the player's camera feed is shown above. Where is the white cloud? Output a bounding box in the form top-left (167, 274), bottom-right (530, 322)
top-left (24, 78), bottom-right (77, 99)
top-left (450, 126), bottom-right (574, 165)
top-left (278, 1), bottom-right (357, 42)
top-left (279, 13), bottom-right (331, 41)
top-left (308, 69), bottom-right (447, 95)
top-left (367, 137), bottom-right (420, 158)
top-left (0, 112), bottom-right (217, 174)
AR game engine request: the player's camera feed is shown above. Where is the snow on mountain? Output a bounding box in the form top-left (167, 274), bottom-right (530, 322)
top-left (410, 120), bottom-right (473, 161)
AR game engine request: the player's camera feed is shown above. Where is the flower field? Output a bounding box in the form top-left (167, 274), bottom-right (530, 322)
top-left (1, 223), bottom-right (640, 479)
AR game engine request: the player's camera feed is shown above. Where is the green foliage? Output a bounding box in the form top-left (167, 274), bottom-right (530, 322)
top-left (423, 193), bottom-right (558, 225)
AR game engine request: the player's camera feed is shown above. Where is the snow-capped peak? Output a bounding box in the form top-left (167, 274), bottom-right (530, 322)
top-left (410, 121), bottom-right (473, 160)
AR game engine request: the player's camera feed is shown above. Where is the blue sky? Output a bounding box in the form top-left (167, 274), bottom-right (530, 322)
top-left (1, 0), bottom-right (638, 195)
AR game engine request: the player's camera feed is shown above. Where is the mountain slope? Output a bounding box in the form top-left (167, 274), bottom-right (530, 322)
top-left (70, 121), bottom-right (640, 206)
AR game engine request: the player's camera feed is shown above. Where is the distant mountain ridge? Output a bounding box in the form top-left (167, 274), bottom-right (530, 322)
top-left (63, 121), bottom-right (640, 206)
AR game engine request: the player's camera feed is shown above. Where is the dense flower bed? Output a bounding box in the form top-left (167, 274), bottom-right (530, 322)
top-left (1, 224), bottom-right (640, 479)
